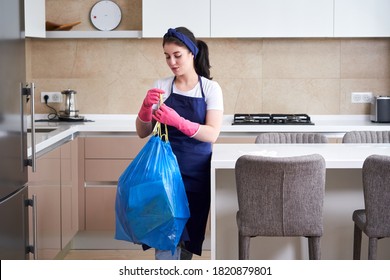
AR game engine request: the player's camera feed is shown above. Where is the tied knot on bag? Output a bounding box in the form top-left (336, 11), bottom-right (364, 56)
top-left (153, 94), bottom-right (168, 142)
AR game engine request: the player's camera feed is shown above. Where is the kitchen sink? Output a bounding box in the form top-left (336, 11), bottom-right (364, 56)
top-left (27, 127), bottom-right (58, 133)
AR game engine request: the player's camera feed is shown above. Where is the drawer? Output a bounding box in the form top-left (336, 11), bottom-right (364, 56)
top-left (85, 137), bottom-right (148, 159)
top-left (85, 159), bottom-right (130, 182)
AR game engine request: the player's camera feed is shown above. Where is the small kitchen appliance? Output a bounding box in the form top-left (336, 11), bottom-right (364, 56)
top-left (232, 114), bottom-right (314, 125)
top-left (59, 89), bottom-right (85, 121)
top-left (370, 96), bottom-right (390, 123)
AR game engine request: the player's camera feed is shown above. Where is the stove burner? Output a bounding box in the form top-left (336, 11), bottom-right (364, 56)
top-left (232, 114), bottom-right (314, 125)
top-left (233, 114), bottom-right (272, 124)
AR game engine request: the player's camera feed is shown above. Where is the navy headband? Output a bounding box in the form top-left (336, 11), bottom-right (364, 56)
top-left (166, 28), bottom-right (199, 57)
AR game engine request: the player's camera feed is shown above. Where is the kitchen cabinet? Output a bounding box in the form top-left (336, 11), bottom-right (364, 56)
top-left (60, 141), bottom-right (79, 248)
top-left (28, 147), bottom-right (61, 259)
top-left (28, 140), bottom-right (78, 259)
top-left (82, 136), bottom-right (147, 231)
top-left (142, 0), bottom-right (211, 38)
top-left (334, 0), bottom-right (390, 37)
top-left (24, 0), bottom-right (46, 38)
top-left (26, 0), bottom-right (141, 39)
top-left (211, 0), bottom-right (334, 38)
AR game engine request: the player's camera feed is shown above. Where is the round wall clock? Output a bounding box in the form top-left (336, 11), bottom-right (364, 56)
top-left (90, 1), bottom-right (122, 31)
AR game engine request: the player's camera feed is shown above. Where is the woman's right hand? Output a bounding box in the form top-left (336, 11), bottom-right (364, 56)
top-left (143, 88), bottom-right (165, 108)
top-left (138, 88), bottom-right (165, 122)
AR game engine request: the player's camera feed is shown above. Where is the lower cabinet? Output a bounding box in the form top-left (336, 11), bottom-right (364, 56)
top-left (28, 140), bottom-right (78, 259)
top-left (82, 136), bottom-right (148, 231)
top-left (60, 141), bottom-right (79, 247)
top-left (81, 135), bottom-right (254, 232)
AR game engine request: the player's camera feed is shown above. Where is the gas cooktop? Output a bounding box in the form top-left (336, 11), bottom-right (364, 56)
top-left (232, 114), bottom-right (314, 125)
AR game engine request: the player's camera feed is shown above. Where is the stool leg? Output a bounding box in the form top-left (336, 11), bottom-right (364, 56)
top-left (353, 223), bottom-right (362, 260)
top-left (368, 238), bottom-right (378, 260)
top-left (308, 237), bottom-right (321, 260)
top-left (238, 233), bottom-right (250, 260)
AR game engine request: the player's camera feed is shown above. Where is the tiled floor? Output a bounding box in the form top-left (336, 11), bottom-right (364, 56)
top-left (63, 249), bottom-right (211, 260)
top-left (62, 231), bottom-right (211, 260)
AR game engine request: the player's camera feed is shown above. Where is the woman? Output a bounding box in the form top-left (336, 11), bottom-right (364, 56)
top-left (136, 27), bottom-right (224, 260)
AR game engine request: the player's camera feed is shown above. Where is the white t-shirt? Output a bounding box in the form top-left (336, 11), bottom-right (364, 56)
top-left (152, 76), bottom-right (224, 111)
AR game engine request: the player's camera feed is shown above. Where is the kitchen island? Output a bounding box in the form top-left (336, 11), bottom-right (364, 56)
top-left (211, 143), bottom-right (390, 260)
top-left (27, 114), bottom-right (390, 259)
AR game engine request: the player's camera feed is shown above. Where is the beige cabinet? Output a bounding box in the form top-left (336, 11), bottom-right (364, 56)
top-left (81, 135), bottom-right (255, 232)
top-left (60, 141), bottom-right (79, 248)
top-left (28, 147), bottom-right (61, 260)
top-left (28, 140), bottom-right (78, 259)
top-left (82, 136), bottom-right (148, 231)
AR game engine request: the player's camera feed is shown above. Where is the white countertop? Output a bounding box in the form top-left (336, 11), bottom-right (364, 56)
top-left (28, 114), bottom-right (390, 157)
top-left (211, 143), bottom-right (390, 169)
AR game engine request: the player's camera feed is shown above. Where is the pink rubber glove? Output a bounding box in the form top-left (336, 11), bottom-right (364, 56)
top-left (153, 104), bottom-right (200, 137)
top-left (138, 88), bottom-right (165, 122)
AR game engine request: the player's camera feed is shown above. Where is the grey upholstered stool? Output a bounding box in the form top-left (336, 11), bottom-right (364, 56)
top-left (255, 132), bottom-right (328, 144)
top-left (235, 154), bottom-right (326, 260)
top-left (342, 131), bottom-right (390, 143)
top-left (353, 154), bottom-right (390, 260)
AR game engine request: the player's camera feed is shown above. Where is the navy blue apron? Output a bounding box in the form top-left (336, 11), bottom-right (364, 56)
top-left (164, 77), bottom-right (212, 193)
top-left (164, 76), bottom-right (212, 255)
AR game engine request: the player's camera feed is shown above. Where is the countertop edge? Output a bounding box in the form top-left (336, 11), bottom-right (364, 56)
top-left (28, 114), bottom-right (390, 157)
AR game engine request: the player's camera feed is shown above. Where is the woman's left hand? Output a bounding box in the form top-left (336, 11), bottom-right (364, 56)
top-left (153, 104), bottom-right (181, 127)
top-left (153, 104), bottom-right (200, 137)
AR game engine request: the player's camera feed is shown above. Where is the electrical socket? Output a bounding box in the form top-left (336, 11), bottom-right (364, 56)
top-left (351, 92), bottom-right (373, 104)
top-left (41, 92), bottom-right (63, 103)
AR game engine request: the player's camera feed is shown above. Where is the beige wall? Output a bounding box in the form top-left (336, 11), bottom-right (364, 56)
top-left (28, 0), bottom-right (390, 115)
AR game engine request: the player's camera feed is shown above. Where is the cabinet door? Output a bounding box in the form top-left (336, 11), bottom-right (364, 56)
top-left (28, 147), bottom-right (61, 260)
top-left (83, 137), bottom-right (147, 231)
top-left (334, 0), bottom-right (390, 37)
top-left (211, 0), bottom-right (333, 37)
top-left (142, 0), bottom-right (211, 38)
top-left (24, 0), bottom-right (46, 38)
top-left (60, 141), bottom-right (78, 248)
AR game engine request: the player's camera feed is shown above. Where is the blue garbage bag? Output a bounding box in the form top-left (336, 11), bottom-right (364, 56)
top-left (115, 125), bottom-right (190, 253)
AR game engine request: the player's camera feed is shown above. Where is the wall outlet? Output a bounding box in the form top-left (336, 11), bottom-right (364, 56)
top-left (351, 92), bottom-right (373, 104)
top-left (41, 92), bottom-right (63, 103)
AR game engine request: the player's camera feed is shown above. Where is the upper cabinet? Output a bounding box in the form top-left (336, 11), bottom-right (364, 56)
top-left (211, 0), bottom-right (334, 38)
top-left (142, 0), bottom-right (211, 38)
top-left (24, 0), bottom-right (142, 39)
top-left (28, 0), bottom-right (390, 39)
top-left (334, 0), bottom-right (390, 37)
top-left (24, 0), bottom-right (46, 38)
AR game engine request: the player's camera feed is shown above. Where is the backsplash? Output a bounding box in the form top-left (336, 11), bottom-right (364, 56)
top-left (27, 1), bottom-right (390, 115)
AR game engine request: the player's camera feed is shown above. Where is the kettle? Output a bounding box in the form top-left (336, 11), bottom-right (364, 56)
top-left (370, 96), bottom-right (390, 123)
top-left (59, 89), bottom-right (84, 121)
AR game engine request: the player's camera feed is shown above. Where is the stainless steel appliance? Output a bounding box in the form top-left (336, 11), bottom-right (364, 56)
top-left (232, 114), bottom-right (314, 125)
top-left (0, 0), bottom-right (36, 259)
top-left (59, 89), bottom-right (84, 121)
top-left (370, 96), bottom-right (390, 123)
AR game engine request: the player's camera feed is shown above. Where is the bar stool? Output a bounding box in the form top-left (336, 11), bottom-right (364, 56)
top-left (353, 154), bottom-right (390, 260)
top-left (342, 131), bottom-right (390, 143)
top-left (235, 154), bottom-right (326, 260)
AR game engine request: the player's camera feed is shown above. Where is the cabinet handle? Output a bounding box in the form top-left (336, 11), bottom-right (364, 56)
top-left (23, 83), bottom-right (37, 172)
top-left (30, 83), bottom-right (36, 172)
top-left (27, 195), bottom-right (38, 259)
